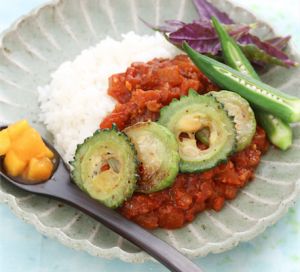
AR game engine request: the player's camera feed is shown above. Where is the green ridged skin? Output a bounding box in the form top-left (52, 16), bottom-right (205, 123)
top-left (158, 89), bottom-right (236, 173)
top-left (211, 16), bottom-right (292, 150)
top-left (209, 90), bottom-right (256, 151)
top-left (183, 42), bottom-right (300, 124)
top-left (124, 121), bottom-right (179, 193)
top-left (70, 126), bottom-right (138, 209)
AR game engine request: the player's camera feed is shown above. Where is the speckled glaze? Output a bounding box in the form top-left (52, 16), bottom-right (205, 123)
top-left (0, 0), bottom-right (299, 263)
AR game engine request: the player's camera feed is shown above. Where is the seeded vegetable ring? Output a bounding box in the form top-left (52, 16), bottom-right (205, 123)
top-left (158, 90), bottom-right (236, 173)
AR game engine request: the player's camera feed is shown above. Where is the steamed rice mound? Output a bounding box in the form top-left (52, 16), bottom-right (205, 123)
top-left (38, 32), bottom-right (180, 162)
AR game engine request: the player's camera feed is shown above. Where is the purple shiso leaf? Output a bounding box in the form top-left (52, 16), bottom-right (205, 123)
top-left (191, 0), bottom-right (296, 66)
top-left (265, 36), bottom-right (291, 50)
top-left (168, 22), bottom-right (250, 55)
top-left (192, 0), bottom-right (234, 24)
top-left (140, 0), bottom-right (296, 67)
top-left (238, 34), bottom-right (297, 67)
top-left (155, 20), bottom-right (186, 33)
top-left (163, 20), bottom-right (186, 31)
top-left (168, 22), bottom-right (216, 42)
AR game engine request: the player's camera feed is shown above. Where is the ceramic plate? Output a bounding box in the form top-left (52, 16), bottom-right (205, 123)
top-left (0, 0), bottom-right (299, 263)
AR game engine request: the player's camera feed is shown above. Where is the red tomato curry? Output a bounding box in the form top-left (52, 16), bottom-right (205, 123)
top-left (100, 55), bottom-right (269, 229)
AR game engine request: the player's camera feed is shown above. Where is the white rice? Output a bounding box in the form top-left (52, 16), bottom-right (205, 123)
top-left (38, 32), bottom-right (180, 163)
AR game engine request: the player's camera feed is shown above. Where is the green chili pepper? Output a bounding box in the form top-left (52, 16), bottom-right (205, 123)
top-left (212, 17), bottom-right (260, 80)
top-left (182, 42), bottom-right (300, 124)
top-left (211, 16), bottom-right (292, 150)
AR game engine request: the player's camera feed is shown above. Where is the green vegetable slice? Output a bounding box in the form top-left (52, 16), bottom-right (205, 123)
top-left (70, 127), bottom-right (138, 208)
top-left (209, 90), bottom-right (256, 151)
top-left (124, 121), bottom-right (179, 193)
top-left (158, 90), bottom-right (236, 173)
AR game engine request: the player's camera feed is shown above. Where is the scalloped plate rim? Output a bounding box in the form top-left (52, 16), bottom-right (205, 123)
top-left (0, 0), bottom-right (299, 263)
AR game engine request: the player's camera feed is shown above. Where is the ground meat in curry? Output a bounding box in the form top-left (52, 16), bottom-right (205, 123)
top-left (100, 55), bottom-right (269, 229)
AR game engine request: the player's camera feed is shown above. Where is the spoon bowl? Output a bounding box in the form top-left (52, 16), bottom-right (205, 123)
top-left (0, 126), bottom-right (203, 272)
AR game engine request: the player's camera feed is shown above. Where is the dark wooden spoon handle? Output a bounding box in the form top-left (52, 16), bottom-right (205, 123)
top-left (58, 185), bottom-right (201, 272)
top-left (0, 140), bottom-right (204, 272)
top-left (47, 162), bottom-right (203, 272)
top-left (58, 183), bottom-right (202, 272)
